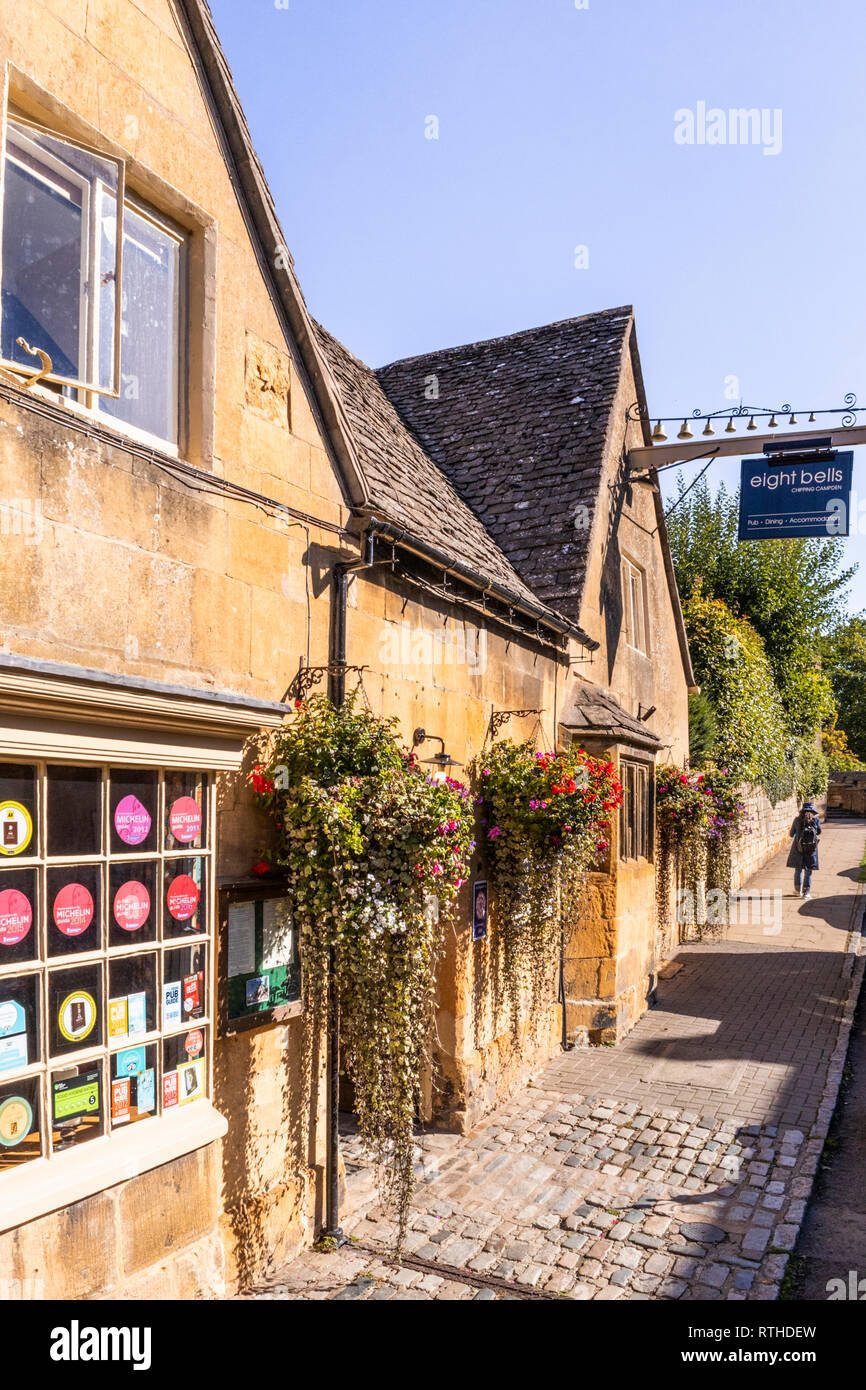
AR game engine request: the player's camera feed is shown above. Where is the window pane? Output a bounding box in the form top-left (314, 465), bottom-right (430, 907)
top-left (163, 1026), bottom-right (206, 1109)
top-left (0, 1076), bottom-right (41, 1169)
top-left (49, 963), bottom-right (102, 1057)
top-left (47, 865), bottom-right (102, 958)
top-left (108, 861), bottom-right (157, 947)
top-left (0, 764), bottom-right (38, 859)
top-left (108, 952), bottom-right (156, 1041)
top-left (164, 943), bottom-right (206, 1029)
top-left (47, 765), bottom-right (102, 857)
top-left (0, 973), bottom-right (39, 1076)
top-left (98, 202), bottom-right (180, 443)
top-left (1, 121), bottom-right (121, 390)
top-left (164, 857), bottom-right (206, 939)
top-left (164, 772), bottom-right (207, 851)
top-left (110, 1041), bottom-right (157, 1128)
top-left (51, 1060), bottom-right (104, 1151)
top-left (110, 769), bottom-right (158, 854)
top-left (0, 868), bottom-right (38, 966)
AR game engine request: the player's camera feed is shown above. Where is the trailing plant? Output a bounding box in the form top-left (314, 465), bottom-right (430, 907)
top-left (656, 764), bottom-right (748, 938)
top-left (470, 740), bottom-right (621, 1026)
top-left (251, 693), bottom-right (474, 1246)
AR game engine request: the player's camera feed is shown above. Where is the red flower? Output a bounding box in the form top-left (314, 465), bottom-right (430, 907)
top-left (250, 861), bottom-right (272, 876)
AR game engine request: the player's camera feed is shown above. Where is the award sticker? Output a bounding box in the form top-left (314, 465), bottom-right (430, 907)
top-left (53, 883), bottom-right (95, 938)
top-left (58, 990), bottom-right (97, 1044)
top-left (166, 875), bottom-right (199, 922)
top-left (114, 795), bottom-right (152, 847)
top-left (0, 888), bottom-right (32, 946)
top-left (0, 1094), bottom-right (33, 1147)
top-left (113, 880), bottom-right (150, 932)
top-left (169, 797), bottom-right (202, 845)
top-left (184, 1028), bottom-right (203, 1057)
top-left (0, 802), bottom-right (33, 858)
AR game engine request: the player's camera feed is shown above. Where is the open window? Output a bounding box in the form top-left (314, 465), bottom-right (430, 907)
top-left (0, 116), bottom-right (125, 397)
top-left (1, 111), bottom-right (185, 450)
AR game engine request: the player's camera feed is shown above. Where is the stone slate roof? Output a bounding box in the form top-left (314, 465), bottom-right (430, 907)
top-left (312, 321), bottom-right (554, 611)
top-left (375, 308), bottom-right (634, 621)
top-left (562, 681), bottom-right (661, 751)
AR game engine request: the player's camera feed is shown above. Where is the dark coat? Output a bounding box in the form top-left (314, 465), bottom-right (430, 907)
top-left (787, 807), bottom-right (821, 870)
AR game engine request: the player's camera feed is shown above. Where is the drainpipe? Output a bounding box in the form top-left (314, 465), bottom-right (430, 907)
top-left (322, 527), bottom-right (377, 1243)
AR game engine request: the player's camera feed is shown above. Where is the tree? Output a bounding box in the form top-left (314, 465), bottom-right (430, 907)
top-left (688, 693), bottom-right (717, 765)
top-left (823, 617), bottom-right (866, 761)
top-left (666, 476), bottom-right (853, 736)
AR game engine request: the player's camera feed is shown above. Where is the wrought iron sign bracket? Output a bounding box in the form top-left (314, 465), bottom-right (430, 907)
top-left (486, 708), bottom-right (543, 742)
top-left (286, 662), bottom-right (368, 703)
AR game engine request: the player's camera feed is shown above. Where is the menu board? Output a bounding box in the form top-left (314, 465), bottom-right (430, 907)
top-left (224, 895), bottom-right (299, 1027)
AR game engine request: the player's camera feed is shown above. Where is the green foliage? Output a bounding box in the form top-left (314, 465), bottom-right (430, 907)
top-left (252, 693), bottom-right (475, 1246)
top-left (684, 588), bottom-right (794, 799)
top-left (823, 616), bottom-right (866, 761)
top-left (655, 764), bottom-right (749, 935)
top-left (667, 476), bottom-right (851, 736)
top-left (470, 741), bottom-right (622, 1026)
top-left (688, 693), bottom-right (717, 765)
top-left (822, 716), bottom-right (866, 771)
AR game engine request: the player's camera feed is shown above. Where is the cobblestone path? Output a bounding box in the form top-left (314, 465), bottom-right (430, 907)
top-left (247, 819), bottom-right (866, 1302)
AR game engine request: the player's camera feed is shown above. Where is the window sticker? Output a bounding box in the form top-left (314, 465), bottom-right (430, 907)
top-left (169, 797), bottom-right (202, 844)
top-left (110, 1077), bottom-right (130, 1125)
top-left (0, 802), bottom-right (33, 857)
top-left (113, 795), bottom-right (152, 847)
top-left (0, 889), bottom-right (32, 946)
top-left (136, 1068), bottom-right (155, 1114)
top-left (53, 883), bottom-right (94, 938)
top-left (162, 1070), bottom-right (178, 1109)
top-left (184, 1028), bottom-right (203, 1058)
top-left (182, 973), bottom-right (203, 1020)
top-left (126, 992), bottom-right (146, 1037)
top-left (167, 874), bottom-right (199, 922)
top-left (177, 1057), bottom-right (204, 1105)
top-left (115, 1045), bottom-right (146, 1078)
top-left (107, 998), bottom-right (128, 1039)
top-left (0, 1094), bottom-right (33, 1147)
top-left (57, 990), bottom-right (96, 1044)
top-left (0, 1000), bottom-right (28, 1074)
top-left (53, 1070), bottom-right (100, 1123)
top-left (112, 880), bottom-right (150, 932)
top-left (163, 980), bottom-right (182, 1027)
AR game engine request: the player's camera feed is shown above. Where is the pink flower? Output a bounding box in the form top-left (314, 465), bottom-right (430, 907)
top-left (432, 863), bottom-right (443, 875)
top-left (488, 827), bottom-right (502, 839)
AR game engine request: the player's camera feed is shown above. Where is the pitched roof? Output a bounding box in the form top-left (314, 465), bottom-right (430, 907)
top-left (561, 681), bottom-right (661, 752)
top-left (312, 321), bottom-right (567, 614)
top-left (375, 308), bottom-right (634, 620)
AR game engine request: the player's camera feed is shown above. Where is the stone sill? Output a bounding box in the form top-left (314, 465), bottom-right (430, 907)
top-left (0, 1103), bottom-right (227, 1236)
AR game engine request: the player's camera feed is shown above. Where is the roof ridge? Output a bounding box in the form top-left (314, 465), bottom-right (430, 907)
top-left (375, 305), bottom-right (634, 372)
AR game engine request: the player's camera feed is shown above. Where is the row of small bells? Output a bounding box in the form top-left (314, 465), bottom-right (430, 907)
top-left (652, 411), bottom-right (817, 443)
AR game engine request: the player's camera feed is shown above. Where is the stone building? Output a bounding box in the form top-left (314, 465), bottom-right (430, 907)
top-left (0, 0), bottom-right (692, 1297)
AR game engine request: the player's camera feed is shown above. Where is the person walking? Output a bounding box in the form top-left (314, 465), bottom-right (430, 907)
top-left (788, 799), bottom-right (822, 899)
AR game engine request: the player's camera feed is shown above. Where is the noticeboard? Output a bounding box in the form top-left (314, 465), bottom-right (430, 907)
top-left (738, 452), bottom-right (853, 541)
top-left (218, 884), bottom-right (301, 1035)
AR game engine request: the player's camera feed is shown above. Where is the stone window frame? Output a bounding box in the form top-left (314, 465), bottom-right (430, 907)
top-left (619, 756), bottom-right (654, 862)
top-left (1, 63), bottom-right (218, 472)
top-left (621, 554), bottom-right (650, 657)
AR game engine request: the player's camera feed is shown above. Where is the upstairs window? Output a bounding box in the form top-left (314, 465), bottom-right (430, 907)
top-left (622, 556), bottom-right (649, 655)
top-left (1, 113), bottom-right (183, 449)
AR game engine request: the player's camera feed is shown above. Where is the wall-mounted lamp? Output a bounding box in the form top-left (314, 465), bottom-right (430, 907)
top-left (412, 728), bottom-right (463, 773)
top-left (638, 704), bottom-right (657, 723)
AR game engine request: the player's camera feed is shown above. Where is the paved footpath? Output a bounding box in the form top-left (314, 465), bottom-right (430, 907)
top-left (246, 818), bottom-right (866, 1302)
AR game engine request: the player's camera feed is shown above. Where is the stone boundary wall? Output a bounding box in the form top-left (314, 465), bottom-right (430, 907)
top-left (828, 772), bottom-right (866, 817)
top-left (729, 785), bottom-right (806, 892)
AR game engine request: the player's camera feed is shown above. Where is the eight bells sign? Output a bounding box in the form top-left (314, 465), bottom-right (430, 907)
top-left (738, 444), bottom-right (854, 541)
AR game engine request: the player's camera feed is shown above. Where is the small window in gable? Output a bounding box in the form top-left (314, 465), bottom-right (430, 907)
top-left (622, 556), bottom-right (649, 656)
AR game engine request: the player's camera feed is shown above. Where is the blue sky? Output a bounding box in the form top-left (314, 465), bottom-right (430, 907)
top-left (209, 0), bottom-right (866, 616)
